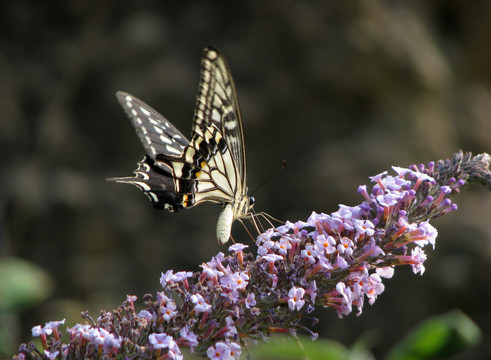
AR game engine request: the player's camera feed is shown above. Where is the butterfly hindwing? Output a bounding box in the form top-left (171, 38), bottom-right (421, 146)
top-left (114, 156), bottom-right (185, 212)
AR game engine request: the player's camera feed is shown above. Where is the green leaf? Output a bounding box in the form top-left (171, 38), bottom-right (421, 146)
top-left (385, 310), bottom-right (481, 360)
top-left (251, 335), bottom-right (350, 360)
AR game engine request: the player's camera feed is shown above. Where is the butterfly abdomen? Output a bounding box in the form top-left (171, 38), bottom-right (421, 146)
top-left (217, 204), bottom-right (234, 245)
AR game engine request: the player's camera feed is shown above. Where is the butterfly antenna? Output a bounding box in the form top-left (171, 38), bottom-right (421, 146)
top-left (250, 160), bottom-right (287, 196)
top-left (256, 211), bottom-right (284, 227)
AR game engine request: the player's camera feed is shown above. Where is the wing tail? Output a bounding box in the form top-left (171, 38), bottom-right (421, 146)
top-left (109, 157), bottom-right (184, 212)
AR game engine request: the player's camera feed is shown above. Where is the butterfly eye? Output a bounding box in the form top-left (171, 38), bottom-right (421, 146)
top-left (249, 196), bottom-right (255, 206)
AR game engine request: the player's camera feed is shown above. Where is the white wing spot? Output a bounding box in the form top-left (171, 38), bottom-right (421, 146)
top-left (212, 108), bottom-right (221, 122)
top-left (172, 161), bottom-right (184, 179)
top-left (153, 126), bottom-right (163, 134)
top-left (207, 49), bottom-right (218, 60)
top-left (166, 145), bottom-right (182, 155)
top-left (140, 106), bottom-right (151, 116)
top-left (164, 203), bottom-right (173, 210)
top-left (135, 171), bottom-right (150, 180)
top-left (132, 181), bottom-right (151, 191)
top-left (160, 135), bottom-right (172, 145)
top-left (147, 191), bottom-right (159, 202)
top-left (224, 120), bottom-right (236, 130)
top-left (125, 96), bottom-right (133, 108)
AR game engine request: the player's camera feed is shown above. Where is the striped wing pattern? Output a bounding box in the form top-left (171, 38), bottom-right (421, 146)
top-left (110, 47), bottom-right (253, 243)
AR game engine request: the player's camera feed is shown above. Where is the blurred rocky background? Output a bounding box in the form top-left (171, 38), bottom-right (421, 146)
top-left (0, 1), bottom-right (490, 358)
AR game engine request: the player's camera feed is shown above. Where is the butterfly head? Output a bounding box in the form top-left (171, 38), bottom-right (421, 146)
top-left (235, 195), bottom-right (255, 219)
top-left (248, 196), bottom-right (255, 212)
top-left (249, 196), bottom-right (255, 206)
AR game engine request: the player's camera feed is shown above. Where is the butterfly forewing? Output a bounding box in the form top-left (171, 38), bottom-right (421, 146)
top-left (116, 92), bottom-right (189, 159)
top-left (193, 48), bottom-right (247, 196)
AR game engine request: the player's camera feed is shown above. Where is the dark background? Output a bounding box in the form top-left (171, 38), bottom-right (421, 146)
top-left (1, 1), bottom-right (490, 358)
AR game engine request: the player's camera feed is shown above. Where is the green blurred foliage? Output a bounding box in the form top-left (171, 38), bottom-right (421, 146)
top-left (0, 258), bottom-right (53, 312)
top-left (386, 310), bottom-right (481, 360)
top-left (251, 336), bottom-right (354, 360)
top-left (250, 310), bottom-right (480, 360)
top-left (0, 258), bottom-right (53, 357)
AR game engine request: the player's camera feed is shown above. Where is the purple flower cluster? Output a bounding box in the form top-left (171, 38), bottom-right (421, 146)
top-left (16, 151), bottom-right (490, 359)
top-left (252, 165), bottom-right (459, 320)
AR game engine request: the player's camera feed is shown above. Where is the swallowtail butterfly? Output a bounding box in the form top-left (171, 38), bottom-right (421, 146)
top-left (110, 46), bottom-right (254, 244)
